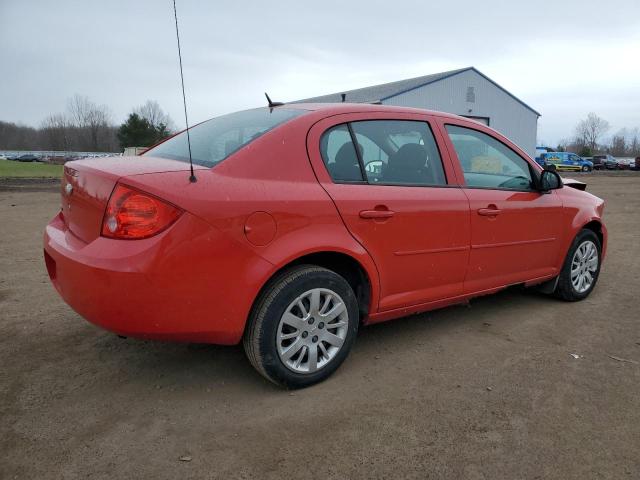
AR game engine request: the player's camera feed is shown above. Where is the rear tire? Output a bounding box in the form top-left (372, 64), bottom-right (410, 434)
top-left (244, 265), bottom-right (359, 388)
top-left (554, 229), bottom-right (601, 301)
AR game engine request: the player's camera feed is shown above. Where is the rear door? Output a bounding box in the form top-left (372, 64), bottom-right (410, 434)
top-left (437, 120), bottom-right (564, 293)
top-left (307, 112), bottom-right (470, 312)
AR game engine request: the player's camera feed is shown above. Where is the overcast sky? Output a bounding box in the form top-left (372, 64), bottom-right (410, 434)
top-left (1, 0), bottom-right (638, 145)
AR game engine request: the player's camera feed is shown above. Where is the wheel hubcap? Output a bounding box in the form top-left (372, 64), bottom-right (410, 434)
top-left (277, 288), bottom-right (349, 374)
top-left (571, 240), bottom-right (598, 293)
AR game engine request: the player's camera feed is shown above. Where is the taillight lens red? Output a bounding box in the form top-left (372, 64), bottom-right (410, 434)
top-left (101, 184), bottom-right (182, 239)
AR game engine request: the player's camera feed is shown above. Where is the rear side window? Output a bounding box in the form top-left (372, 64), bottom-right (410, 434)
top-left (319, 125), bottom-right (364, 182)
top-left (144, 107), bottom-right (306, 167)
top-left (320, 120), bottom-right (447, 186)
top-left (446, 125), bottom-right (534, 191)
top-left (352, 120), bottom-right (446, 186)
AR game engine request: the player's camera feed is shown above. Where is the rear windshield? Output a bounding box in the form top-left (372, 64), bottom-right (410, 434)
top-left (144, 107), bottom-right (306, 167)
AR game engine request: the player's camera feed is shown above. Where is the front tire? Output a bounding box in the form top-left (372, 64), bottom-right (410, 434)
top-left (555, 229), bottom-right (601, 301)
top-left (244, 265), bottom-right (359, 388)
top-left (581, 165), bottom-right (590, 172)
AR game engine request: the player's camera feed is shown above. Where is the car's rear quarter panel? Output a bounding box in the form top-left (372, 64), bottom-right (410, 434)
top-left (45, 208), bottom-right (273, 344)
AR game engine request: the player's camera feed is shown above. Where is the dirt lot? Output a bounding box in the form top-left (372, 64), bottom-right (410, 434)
top-left (1, 173), bottom-right (639, 479)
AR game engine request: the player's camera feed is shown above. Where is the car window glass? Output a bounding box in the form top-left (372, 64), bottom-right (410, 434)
top-left (319, 125), bottom-right (364, 182)
top-left (445, 125), bottom-right (533, 191)
top-left (353, 132), bottom-right (388, 180)
top-left (145, 107), bottom-right (305, 167)
top-left (351, 120), bottom-right (446, 186)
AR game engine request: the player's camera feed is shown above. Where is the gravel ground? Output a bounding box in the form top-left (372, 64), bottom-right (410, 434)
top-left (1, 173), bottom-right (639, 479)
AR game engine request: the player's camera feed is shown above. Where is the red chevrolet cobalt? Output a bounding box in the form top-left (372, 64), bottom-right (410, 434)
top-left (44, 104), bottom-right (606, 388)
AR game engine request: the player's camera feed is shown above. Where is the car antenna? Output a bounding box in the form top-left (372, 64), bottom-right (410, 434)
top-left (265, 92), bottom-right (284, 108)
top-left (172, 0), bottom-right (196, 183)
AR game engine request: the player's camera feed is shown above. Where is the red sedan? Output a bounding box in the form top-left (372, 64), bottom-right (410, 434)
top-left (44, 104), bottom-right (607, 388)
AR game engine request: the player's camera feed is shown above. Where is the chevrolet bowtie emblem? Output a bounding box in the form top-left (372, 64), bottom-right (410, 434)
top-left (65, 183), bottom-right (73, 195)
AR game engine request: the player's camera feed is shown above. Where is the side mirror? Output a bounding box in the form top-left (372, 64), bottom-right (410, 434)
top-left (539, 169), bottom-right (562, 191)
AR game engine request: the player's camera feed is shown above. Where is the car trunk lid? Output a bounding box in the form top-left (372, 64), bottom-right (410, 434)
top-left (61, 156), bottom-right (206, 243)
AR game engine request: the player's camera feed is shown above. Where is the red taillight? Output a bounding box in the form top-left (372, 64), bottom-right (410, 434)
top-left (101, 184), bottom-right (182, 239)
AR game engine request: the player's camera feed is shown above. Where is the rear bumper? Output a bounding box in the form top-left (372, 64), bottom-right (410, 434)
top-left (44, 212), bottom-right (271, 344)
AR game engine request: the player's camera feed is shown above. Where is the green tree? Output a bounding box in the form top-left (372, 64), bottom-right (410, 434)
top-left (117, 113), bottom-right (170, 149)
top-left (578, 145), bottom-right (592, 157)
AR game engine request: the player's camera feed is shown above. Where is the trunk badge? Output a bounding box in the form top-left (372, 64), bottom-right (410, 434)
top-left (65, 183), bottom-right (73, 195)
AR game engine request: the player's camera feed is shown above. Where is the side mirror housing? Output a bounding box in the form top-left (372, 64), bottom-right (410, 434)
top-left (539, 169), bottom-right (562, 191)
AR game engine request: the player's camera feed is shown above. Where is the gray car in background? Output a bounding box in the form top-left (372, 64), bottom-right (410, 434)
top-left (592, 154), bottom-right (619, 170)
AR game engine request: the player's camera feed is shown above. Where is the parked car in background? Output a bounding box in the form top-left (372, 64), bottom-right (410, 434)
top-left (616, 158), bottom-right (636, 170)
top-left (17, 154), bottom-right (40, 162)
top-left (633, 157), bottom-right (640, 171)
top-left (44, 104), bottom-right (607, 388)
top-left (592, 154), bottom-right (619, 170)
top-left (539, 152), bottom-right (593, 172)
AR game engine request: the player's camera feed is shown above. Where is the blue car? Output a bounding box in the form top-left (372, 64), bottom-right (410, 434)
top-left (538, 152), bottom-right (593, 172)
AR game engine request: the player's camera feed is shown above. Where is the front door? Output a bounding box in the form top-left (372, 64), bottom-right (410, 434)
top-left (441, 122), bottom-right (564, 293)
top-left (307, 114), bottom-right (471, 312)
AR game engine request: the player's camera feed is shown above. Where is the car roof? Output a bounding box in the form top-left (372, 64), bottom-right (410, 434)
top-left (283, 102), bottom-right (469, 121)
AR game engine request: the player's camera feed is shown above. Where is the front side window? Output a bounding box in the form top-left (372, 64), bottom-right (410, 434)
top-left (144, 107), bottom-right (306, 167)
top-left (445, 125), bottom-right (534, 191)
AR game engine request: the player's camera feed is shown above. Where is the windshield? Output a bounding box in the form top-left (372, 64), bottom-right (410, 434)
top-left (144, 107), bottom-right (306, 167)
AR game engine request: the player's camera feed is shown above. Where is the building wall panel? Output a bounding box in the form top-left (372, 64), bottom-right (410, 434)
top-left (384, 70), bottom-right (538, 158)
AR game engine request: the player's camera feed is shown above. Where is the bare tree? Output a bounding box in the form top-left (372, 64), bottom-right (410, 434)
top-left (1, 94), bottom-right (119, 153)
top-left (0, 121), bottom-right (40, 150)
top-left (575, 113), bottom-right (610, 151)
top-left (67, 94), bottom-right (92, 128)
top-left (67, 94), bottom-right (112, 150)
top-left (624, 127), bottom-right (640, 156)
top-left (41, 113), bottom-right (72, 151)
top-left (134, 100), bottom-right (174, 132)
top-left (610, 132), bottom-right (627, 157)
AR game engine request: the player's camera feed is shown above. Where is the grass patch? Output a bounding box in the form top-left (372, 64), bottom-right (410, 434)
top-left (0, 159), bottom-right (63, 178)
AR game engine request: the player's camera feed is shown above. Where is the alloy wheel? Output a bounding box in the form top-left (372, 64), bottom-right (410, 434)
top-left (276, 288), bottom-right (349, 374)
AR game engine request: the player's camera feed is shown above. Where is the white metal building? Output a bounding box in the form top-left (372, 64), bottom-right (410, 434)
top-left (294, 67), bottom-right (540, 158)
